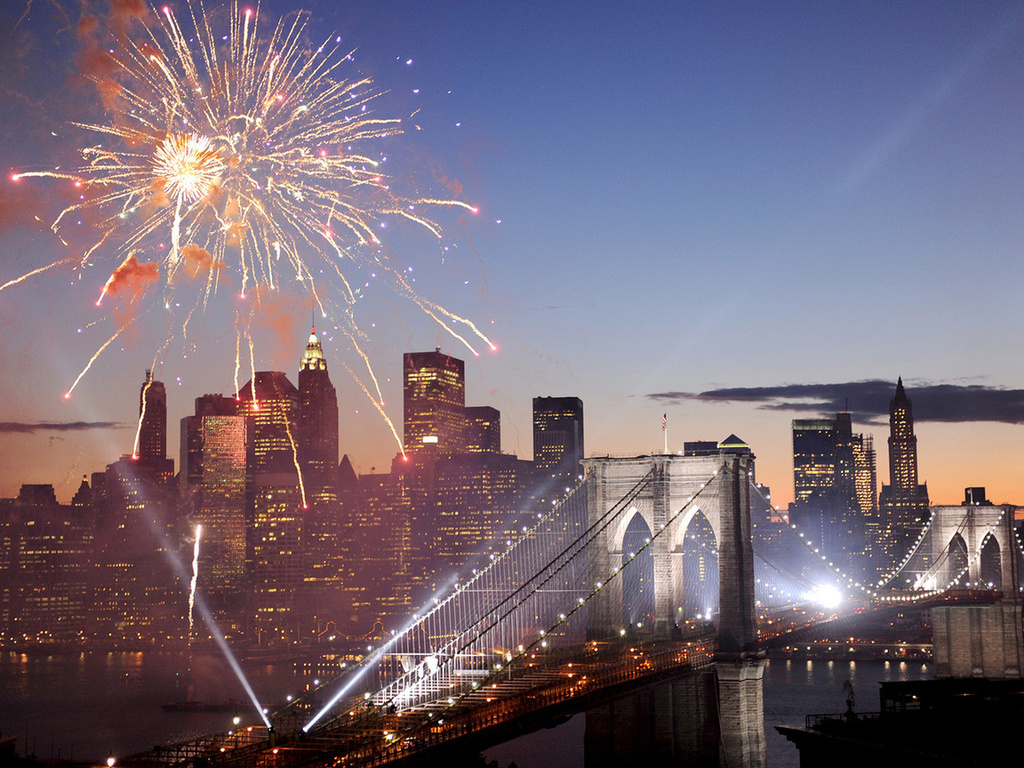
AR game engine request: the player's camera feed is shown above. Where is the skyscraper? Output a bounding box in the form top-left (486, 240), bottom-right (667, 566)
top-left (533, 396), bottom-right (584, 495)
top-left (137, 370), bottom-right (166, 462)
top-left (433, 452), bottom-right (534, 573)
top-left (403, 349), bottom-right (466, 460)
top-left (885, 378), bottom-right (925, 503)
top-left (791, 413), bottom-right (870, 576)
top-left (877, 378), bottom-right (930, 567)
top-left (180, 395), bottom-right (239, 490)
top-left (235, 371), bottom-right (304, 641)
top-left (852, 434), bottom-right (878, 517)
top-left (180, 395), bottom-right (248, 615)
top-left (792, 418), bottom-right (845, 507)
top-left (464, 405), bottom-right (501, 454)
top-left (136, 371), bottom-right (174, 485)
top-left (251, 478), bottom-right (305, 643)
top-left (337, 461), bottom-right (413, 632)
top-left (297, 326), bottom-right (343, 620)
top-left (0, 485), bottom-right (91, 645)
top-left (237, 371), bottom-right (300, 476)
top-left (297, 325), bottom-right (339, 500)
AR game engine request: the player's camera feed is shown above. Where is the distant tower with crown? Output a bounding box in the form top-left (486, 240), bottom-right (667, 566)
top-left (297, 323), bottom-right (339, 499)
top-left (877, 377), bottom-right (930, 572)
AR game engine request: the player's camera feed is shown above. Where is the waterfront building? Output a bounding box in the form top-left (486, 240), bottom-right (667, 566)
top-left (0, 485), bottom-right (92, 645)
top-left (93, 457), bottom-right (182, 644)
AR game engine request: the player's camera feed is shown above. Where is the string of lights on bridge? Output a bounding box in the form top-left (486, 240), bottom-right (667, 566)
top-left (750, 483), bottom-right (1018, 606)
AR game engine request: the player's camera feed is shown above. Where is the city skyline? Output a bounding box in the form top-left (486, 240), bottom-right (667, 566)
top-left (1, 1), bottom-right (1022, 507)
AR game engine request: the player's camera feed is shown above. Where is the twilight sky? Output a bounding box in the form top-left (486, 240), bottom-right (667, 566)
top-left (1, 0), bottom-right (1022, 507)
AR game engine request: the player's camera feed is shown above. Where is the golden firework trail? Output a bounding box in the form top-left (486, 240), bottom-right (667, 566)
top-left (0, 258), bottom-right (76, 293)
top-left (133, 376), bottom-right (154, 459)
top-left (282, 407), bottom-right (308, 509)
top-left (12, 0), bottom-right (494, 414)
top-left (344, 362), bottom-right (404, 457)
top-left (189, 523), bottom-right (202, 641)
top-left (64, 322), bottom-right (132, 399)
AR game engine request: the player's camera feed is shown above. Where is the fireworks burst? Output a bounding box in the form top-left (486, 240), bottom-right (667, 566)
top-left (11, 0), bottom-right (494, 451)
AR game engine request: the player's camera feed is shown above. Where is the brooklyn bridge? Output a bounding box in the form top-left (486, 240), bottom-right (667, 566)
top-left (117, 452), bottom-right (1024, 768)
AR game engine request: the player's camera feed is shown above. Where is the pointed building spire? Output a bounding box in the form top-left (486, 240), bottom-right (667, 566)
top-left (894, 376), bottom-right (906, 401)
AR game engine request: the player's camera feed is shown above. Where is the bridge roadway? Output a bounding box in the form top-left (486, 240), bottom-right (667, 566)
top-left (125, 636), bottom-right (717, 768)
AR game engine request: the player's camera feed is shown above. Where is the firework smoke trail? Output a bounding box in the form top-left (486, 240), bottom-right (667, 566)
top-left (189, 524), bottom-right (202, 641)
top-left (12, 0), bottom-right (494, 399)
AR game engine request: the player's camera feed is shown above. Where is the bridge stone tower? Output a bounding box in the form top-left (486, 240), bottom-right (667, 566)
top-left (582, 453), bottom-right (757, 646)
top-left (583, 452), bottom-right (765, 768)
top-left (926, 504), bottom-right (1024, 679)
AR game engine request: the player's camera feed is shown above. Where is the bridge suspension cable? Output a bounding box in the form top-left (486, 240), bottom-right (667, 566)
top-left (304, 462), bottom-right (727, 734)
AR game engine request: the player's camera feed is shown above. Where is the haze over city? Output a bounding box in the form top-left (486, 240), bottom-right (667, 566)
top-left (1, 0), bottom-right (1022, 508)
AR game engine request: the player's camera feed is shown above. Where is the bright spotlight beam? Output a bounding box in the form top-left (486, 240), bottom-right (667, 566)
top-left (808, 584), bottom-right (843, 609)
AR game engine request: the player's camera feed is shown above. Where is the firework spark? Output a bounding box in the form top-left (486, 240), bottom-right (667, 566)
top-left (12, 0), bottom-right (494, 450)
top-left (188, 523), bottom-right (202, 641)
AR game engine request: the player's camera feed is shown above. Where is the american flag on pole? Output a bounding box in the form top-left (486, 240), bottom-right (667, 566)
top-left (662, 413), bottom-right (667, 432)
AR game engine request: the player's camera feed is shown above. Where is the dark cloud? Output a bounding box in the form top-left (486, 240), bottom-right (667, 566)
top-left (0, 420), bottom-right (125, 433)
top-left (647, 380), bottom-right (1024, 425)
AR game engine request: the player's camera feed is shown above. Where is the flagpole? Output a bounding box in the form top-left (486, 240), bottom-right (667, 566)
top-left (662, 413), bottom-right (668, 454)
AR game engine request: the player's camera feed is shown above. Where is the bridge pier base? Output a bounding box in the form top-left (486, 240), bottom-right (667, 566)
top-left (933, 600), bottom-right (1024, 679)
top-left (715, 654), bottom-right (767, 768)
top-left (584, 670), bottom-right (719, 767)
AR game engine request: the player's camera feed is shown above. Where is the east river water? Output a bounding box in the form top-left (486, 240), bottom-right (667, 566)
top-left (0, 651), bottom-right (930, 767)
